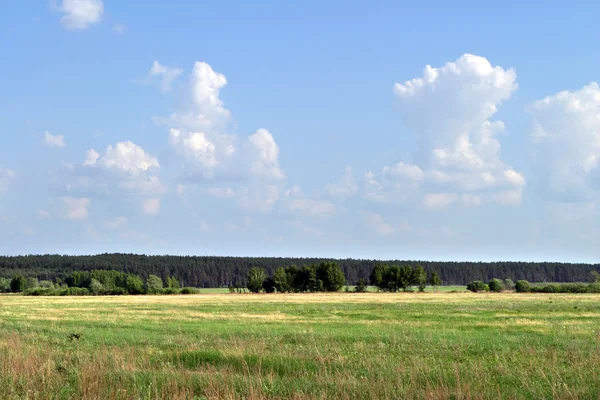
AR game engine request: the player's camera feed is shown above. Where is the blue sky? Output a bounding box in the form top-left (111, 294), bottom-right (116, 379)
top-left (1, 1), bottom-right (599, 262)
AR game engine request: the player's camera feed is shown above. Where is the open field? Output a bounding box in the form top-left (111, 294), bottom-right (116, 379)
top-left (1, 293), bottom-right (600, 399)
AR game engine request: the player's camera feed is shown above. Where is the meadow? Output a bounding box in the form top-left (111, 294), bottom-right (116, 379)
top-left (1, 292), bottom-right (599, 399)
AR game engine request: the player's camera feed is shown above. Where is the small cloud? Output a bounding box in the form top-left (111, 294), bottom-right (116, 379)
top-left (56, 0), bottom-right (104, 31)
top-left (148, 61), bottom-right (183, 93)
top-left (112, 23), bottom-right (125, 34)
top-left (61, 197), bottom-right (90, 221)
top-left (36, 209), bottom-right (51, 219)
top-left (44, 131), bottom-right (66, 149)
top-left (365, 213), bottom-right (394, 236)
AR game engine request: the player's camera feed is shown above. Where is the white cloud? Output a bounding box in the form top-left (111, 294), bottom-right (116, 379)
top-left (141, 198), bottom-right (160, 215)
top-left (248, 129), bottom-right (284, 181)
top-left (61, 197), bottom-right (90, 221)
top-left (364, 213), bottom-right (395, 236)
top-left (86, 141), bottom-right (159, 175)
top-left (529, 82), bottom-right (600, 201)
top-left (149, 61), bottom-right (183, 93)
top-left (57, 0), bottom-right (103, 30)
top-left (157, 61), bottom-right (284, 184)
top-left (43, 131), bottom-right (66, 149)
top-left (423, 193), bottom-right (458, 209)
top-left (326, 166), bottom-right (358, 198)
top-left (0, 168), bottom-right (15, 196)
top-left (104, 216), bottom-right (127, 229)
top-left (369, 54), bottom-right (524, 207)
top-left (112, 23), bottom-right (125, 34)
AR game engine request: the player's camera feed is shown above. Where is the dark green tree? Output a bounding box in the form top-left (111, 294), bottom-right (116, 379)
top-left (429, 271), bottom-right (442, 291)
top-left (467, 281), bottom-right (488, 292)
top-left (247, 268), bottom-right (267, 293)
top-left (316, 262), bottom-right (345, 292)
top-left (488, 278), bottom-right (505, 293)
top-left (125, 275), bottom-right (145, 294)
top-left (370, 264), bottom-right (389, 291)
top-left (515, 280), bottom-right (531, 293)
top-left (262, 277), bottom-right (276, 293)
top-left (355, 278), bottom-right (368, 293)
top-left (273, 267), bottom-right (290, 293)
top-left (413, 265), bottom-right (427, 292)
top-left (10, 275), bottom-right (26, 293)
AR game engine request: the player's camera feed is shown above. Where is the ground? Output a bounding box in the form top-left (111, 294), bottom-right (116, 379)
top-left (1, 292), bottom-right (599, 399)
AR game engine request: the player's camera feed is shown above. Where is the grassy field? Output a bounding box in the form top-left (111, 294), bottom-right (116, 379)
top-left (1, 293), bottom-right (599, 399)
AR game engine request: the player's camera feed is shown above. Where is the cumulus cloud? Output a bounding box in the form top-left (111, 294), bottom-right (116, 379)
top-left (529, 82), bottom-right (600, 201)
top-left (369, 54), bottom-right (525, 208)
top-left (61, 197), bottom-right (90, 221)
top-left (0, 168), bottom-right (15, 196)
top-left (156, 61), bottom-right (284, 183)
top-left (141, 198), bottom-right (160, 215)
top-left (85, 141), bottom-right (159, 175)
top-left (44, 131), bottom-right (66, 148)
top-left (149, 61), bottom-right (183, 93)
top-left (326, 166), bottom-right (358, 198)
top-left (364, 213), bottom-right (395, 236)
top-left (56, 0), bottom-right (103, 30)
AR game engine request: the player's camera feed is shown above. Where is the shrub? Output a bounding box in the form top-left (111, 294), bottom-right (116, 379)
top-left (488, 279), bottom-right (505, 293)
top-left (504, 279), bottom-right (515, 290)
top-left (355, 278), bottom-right (368, 293)
top-left (515, 280), bottom-right (531, 292)
top-left (466, 281), bottom-right (487, 292)
top-left (180, 287), bottom-right (200, 294)
top-left (262, 277), bottom-right (276, 293)
top-left (162, 287), bottom-right (181, 295)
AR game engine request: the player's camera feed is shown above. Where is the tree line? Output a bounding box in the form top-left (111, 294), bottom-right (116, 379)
top-left (245, 262), bottom-right (346, 293)
top-left (0, 270), bottom-right (202, 296)
top-left (0, 254), bottom-right (599, 288)
top-left (466, 273), bottom-right (600, 294)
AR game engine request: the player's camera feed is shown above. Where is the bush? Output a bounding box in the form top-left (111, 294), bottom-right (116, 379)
top-left (466, 281), bottom-right (487, 292)
top-left (162, 287), bottom-right (181, 295)
top-left (504, 279), bottom-right (515, 290)
top-left (488, 278), bottom-right (505, 293)
top-left (180, 287), bottom-right (200, 294)
top-left (515, 280), bottom-right (531, 292)
top-left (355, 279), bottom-right (368, 293)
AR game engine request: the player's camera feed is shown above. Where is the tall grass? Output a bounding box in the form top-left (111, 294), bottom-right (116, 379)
top-left (1, 293), bottom-right (599, 399)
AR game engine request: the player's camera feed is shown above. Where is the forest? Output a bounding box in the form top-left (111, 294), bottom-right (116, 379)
top-left (0, 254), bottom-right (598, 287)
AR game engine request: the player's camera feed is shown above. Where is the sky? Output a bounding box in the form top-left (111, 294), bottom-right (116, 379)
top-left (1, 1), bottom-right (599, 262)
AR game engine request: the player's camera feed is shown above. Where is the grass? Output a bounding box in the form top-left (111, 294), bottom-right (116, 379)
top-left (1, 292), bottom-right (599, 399)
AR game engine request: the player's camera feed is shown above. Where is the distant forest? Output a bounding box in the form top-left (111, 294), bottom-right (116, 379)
top-left (0, 254), bottom-right (598, 287)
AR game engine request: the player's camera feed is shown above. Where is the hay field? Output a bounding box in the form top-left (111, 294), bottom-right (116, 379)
top-left (1, 292), bottom-right (599, 399)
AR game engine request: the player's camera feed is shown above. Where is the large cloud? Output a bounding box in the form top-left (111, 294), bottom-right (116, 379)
top-left (367, 54), bottom-right (525, 208)
top-left (158, 61), bottom-right (284, 183)
top-left (56, 0), bottom-right (103, 30)
top-left (529, 82), bottom-right (600, 201)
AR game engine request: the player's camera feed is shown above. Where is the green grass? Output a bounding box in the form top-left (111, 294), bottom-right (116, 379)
top-left (1, 292), bottom-right (599, 399)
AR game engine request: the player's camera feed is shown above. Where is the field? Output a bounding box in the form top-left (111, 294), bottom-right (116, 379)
top-left (1, 293), bottom-right (600, 399)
